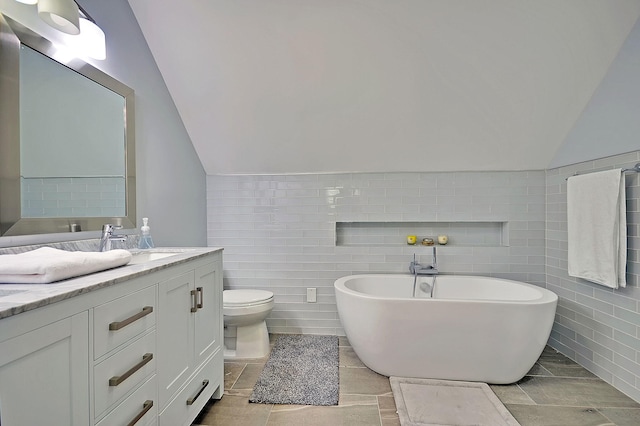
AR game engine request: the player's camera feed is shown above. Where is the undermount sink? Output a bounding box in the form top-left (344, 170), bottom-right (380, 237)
top-left (128, 251), bottom-right (181, 265)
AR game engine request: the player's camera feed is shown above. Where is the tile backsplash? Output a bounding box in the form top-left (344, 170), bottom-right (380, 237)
top-left (206, 170), bottom-right (546, 335)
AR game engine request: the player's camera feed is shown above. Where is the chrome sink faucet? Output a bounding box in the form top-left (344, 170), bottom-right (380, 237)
top-left (99, 224), bottom-right (127, 252)
top-left (409, 247), bottom-right (438, 276)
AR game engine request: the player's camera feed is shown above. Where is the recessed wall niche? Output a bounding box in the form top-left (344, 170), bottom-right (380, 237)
top-left (335, 221), bottom-right (509, 247)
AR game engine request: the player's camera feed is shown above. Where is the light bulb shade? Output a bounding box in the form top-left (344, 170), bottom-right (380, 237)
top-left (70, 17), bottom-right (106, 60)
top-left (38, 0), bottom-right (80, 35)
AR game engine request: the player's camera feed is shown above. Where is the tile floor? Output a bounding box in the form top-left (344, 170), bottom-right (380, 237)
top-left (194, 337), bottom-right (640, 426)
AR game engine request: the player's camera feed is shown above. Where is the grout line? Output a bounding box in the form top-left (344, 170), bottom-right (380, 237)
top-left (227, 362), bottom-right (247, 390)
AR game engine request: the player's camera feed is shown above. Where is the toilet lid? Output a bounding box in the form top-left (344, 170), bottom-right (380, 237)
top-left (224, 289), bottom-right (274, 306)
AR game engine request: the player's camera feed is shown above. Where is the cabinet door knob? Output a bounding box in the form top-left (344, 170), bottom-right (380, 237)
top-left (109, 353), bottom-right (153, 387)
top-left (109, 306), bottom-right (153, 331)
top-left (126, 400), bottom-right (153, 426)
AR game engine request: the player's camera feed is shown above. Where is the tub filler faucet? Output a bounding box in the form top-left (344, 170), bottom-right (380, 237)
top-left (99, 224), bottom-right (128, 251)
top-left (409, 247), bottom-right (438, 276)
top-left (410, 248), bottom-right (438, 298)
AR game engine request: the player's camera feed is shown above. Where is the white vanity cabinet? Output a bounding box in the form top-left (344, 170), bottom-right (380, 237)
top-left (0, 311), bottom-right (90, 425)
top-left (158, 260), bottom-right (224, 425)
top-left (0, 249), bottom-right (223, 426)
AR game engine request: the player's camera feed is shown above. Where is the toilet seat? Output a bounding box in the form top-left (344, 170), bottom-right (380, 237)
top-left (224, 289), bottom-right (274, 307)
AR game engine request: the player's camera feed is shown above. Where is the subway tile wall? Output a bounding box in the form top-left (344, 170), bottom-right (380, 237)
top-left (21, 177), bottom-right (126, 218)
top-left (546, 150), bottom-right (640, 402)
top-left (206, 171), bottom-right (546, 336)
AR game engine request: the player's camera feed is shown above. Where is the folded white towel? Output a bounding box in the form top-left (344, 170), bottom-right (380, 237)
top-left (567, 169), bottom-right (626, 289)
top-left (0, 247), bottom-right (132, 284)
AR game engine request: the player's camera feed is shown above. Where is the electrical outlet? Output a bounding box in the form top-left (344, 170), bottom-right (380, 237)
top-left (306, 287), bottom-right (317, 303)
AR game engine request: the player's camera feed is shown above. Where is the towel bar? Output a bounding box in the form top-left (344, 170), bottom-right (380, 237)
top-left (565, 163), bottom-right (640, 181)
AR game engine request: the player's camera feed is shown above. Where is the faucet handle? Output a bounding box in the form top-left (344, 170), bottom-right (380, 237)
top-left (102, 224), bottom-right (123, 233)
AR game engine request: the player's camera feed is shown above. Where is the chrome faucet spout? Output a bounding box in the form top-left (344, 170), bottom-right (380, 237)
top-left (99, 224), bottom-right (127, 252)
top-left (409, 247), bottom-right (438, 276)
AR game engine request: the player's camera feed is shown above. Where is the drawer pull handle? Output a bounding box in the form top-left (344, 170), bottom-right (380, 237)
top-left (126, 400), bottom-right (153, 426)
top-left (186, 379), bottom-right (209, 405)
top-left (190, 289), bottom-right (198, 313)
top-left (196, 286), bottom-right (204, 309)
top-left (109, 306), bottom-right (153, 331)
top-left (109, 353), bottom-right (153, 387)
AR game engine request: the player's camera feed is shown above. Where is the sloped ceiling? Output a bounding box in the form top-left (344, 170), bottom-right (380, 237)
top-left (127, 0), bottom-right (640, 174)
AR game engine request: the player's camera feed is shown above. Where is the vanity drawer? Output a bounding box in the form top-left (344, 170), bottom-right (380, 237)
top-left (94, 285), bottom-right (156, 359)
top-left (94, 330), bottom-right (156, 418)
top-left (96, 375), bottom-right (157, 426)
top-left (158, 349), bottom-right (222, 426)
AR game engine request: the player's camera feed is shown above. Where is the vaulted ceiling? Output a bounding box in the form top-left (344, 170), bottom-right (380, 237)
top-left (127, 0), bottom-right (640, 174)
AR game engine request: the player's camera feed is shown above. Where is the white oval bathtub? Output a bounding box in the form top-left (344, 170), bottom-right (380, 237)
top-left (334, 274), bottom-right (558, 384)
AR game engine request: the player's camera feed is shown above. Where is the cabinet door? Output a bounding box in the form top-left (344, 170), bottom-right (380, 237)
top-left (157, 271), bottom-right (194, 408)
top-left (0, 312), bottom-right (89, 426)
top-left (193, 262), bottom-right (221, 366)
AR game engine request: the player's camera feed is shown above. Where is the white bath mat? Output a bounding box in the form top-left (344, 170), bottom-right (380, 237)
top-left (390, 377), bottom-right (520, 426)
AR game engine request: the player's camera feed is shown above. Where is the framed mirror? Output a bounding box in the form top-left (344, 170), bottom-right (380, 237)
top-left (0, 14), bottom-right (135, 236)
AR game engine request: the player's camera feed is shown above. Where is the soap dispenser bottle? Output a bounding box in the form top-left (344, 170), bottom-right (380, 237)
top-left (138, 217), bottom-right (155, 249)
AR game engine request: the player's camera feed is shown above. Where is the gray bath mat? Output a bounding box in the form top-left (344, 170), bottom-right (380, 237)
top-left (249, 334), bottom-right (339, 406)
top-left (390, 377), bottom-right (521, 426)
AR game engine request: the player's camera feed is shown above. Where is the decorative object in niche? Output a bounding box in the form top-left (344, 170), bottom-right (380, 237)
top-left (422, 238), bottom-right (435, 246)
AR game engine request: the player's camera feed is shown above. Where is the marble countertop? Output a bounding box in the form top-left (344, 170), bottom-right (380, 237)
top-left (0, 247), bottom-right (223, 320)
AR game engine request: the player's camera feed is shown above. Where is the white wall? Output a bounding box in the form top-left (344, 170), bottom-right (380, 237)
top-left (130, 0), bottom-right (640, 175)
top-left (0, 0), bottom-right (207, 247)
top-left (549, 18), bottom-right (640, 168)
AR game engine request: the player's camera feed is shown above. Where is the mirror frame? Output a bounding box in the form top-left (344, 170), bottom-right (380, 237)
top-left (0, 14), bottom-right (136, 236)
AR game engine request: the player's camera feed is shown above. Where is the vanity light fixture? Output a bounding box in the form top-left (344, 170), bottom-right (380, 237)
top-left (73, 1), bottom-right (106, 60)
top-left (37, 0), bottom-right (80, 35)
top-left (13, 0), bottom-right (107, 60)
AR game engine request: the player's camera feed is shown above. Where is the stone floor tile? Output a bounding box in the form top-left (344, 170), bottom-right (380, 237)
top-left (598, 407), bottom-right (640, 426)
top-left (378, 395), bottom-right (401, 426)
top-left (224, 388), bottom-right (253, 398)
top-left (338, 394), bottom-right (378, 406)
top-left (267, 404), bottom-right (382, 426)
top-left (517, 376), bottom-right (640, 408)
top-left (339, 366), bottom-right (392, 396)
top-left (490, 383), bottom-right (535, 405)
top-left (194, 342), bottom-right (640, 426)
top-left (526, 363), bottom-right (552, 376)
top-left (224, 362), bottom-right (246, 391)
top-left (536, 348), bottom-right (596, 378)
top-left (340, 346), bottom-right (366, 368)
top-left (194, 395), bottom-right (272, 426)
top-left (506, 404), bottom-right (614, 426)
top-left (232, 363), bottom-right (266, 391)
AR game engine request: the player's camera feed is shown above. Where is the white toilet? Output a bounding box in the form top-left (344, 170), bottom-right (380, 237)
top-left (223, 289), bottom-right (274, 359)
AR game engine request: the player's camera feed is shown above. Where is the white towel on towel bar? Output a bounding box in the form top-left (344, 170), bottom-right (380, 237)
top-left (0, 247), bottom-right (132, 284)
top-left (567, 168), bottom-right (626, 289)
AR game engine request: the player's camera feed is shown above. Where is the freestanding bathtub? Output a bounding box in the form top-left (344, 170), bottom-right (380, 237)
top-left (334, 274), bottom-right (558, 384)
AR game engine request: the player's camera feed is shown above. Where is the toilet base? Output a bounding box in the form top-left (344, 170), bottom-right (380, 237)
top-left (223, 321), bottom-right (270, 360)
